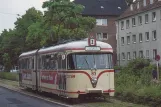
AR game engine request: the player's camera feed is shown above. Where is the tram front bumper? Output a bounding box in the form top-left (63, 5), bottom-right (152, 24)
top-left (85, 88), bottom-right (103, 93)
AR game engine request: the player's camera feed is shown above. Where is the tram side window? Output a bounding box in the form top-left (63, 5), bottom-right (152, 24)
top-left (67, 54), bottom-right (76, 69)
top-left (32, 58), bottom-right (34, 69)
top-left (38, 56), bottom-right (42, 69)
top-left (57, 55), bottom-right (66, 70)
top-left (41, 54), bottom-right (57, 70)
top-left (57, 55), bottom-right (61, 69)
top-left (20, 58), bottom-right (27, 69)
top-left (29, 58), bottom-right (34, 69)
top-left (62, 57), bottom-right (66, 70)
top-left (20, 58), bottom-right (34, 70)
top-left (26, 58), bottom-right (29, 69)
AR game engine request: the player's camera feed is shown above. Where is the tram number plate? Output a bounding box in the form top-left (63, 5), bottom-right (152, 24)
top-left (85, 46), bottom-right (101, 51)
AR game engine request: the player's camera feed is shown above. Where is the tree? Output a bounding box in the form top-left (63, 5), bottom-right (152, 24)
top-left (14, 7), bottom-right (43, 51)
top-left (26, 19), bottom-right (45, 49)
top-left (38, 0), bottom-right (96, 46)
top-left (0, 29), bottom-right (22, 69)
top-left (2, 53), bottom-right (12, 72)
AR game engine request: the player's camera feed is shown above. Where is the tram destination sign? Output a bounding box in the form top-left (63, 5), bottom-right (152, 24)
top-left (85, 46), bottom-right (101, 51)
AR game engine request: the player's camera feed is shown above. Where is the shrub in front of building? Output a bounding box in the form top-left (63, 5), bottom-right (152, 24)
top-left (115, 58), bottom-right (161, 106)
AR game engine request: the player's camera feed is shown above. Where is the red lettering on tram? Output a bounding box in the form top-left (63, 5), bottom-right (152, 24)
top-left (41, 71), bottom-right (58, 84)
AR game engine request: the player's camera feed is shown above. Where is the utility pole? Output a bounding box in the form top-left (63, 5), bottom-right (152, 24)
top-left (155, 55), bottom-right (160, 81)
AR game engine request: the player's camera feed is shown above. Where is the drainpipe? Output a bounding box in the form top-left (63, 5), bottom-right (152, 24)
top-left (115, 20), bottom-right (120, 66)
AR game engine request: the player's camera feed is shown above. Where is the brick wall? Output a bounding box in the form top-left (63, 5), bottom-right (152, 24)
top-left (90, 16), bottom-right (117, 65)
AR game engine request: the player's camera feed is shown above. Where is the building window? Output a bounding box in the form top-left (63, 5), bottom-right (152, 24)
top-left (121, 37), bottom-right (124, 45)
top-left (96, 33), bottom-right (108, 40)
top-left (126, 20), bottom-right (130, 29)
top-left (96, 19), bottom-right (107, 26)
top-left (130, 4), bottom-right (133, 11)
top-left (103, 33), bottom-right (108, 39)
top-left (146, 50), bottom-right (149, 59)
top-left (96, 33), bottom-right (101, 40)
top-left (127, 36), bottom-right (130, 44)
top-left (152, 12), bottom-right (156, 22)
top-left (137, 2), bottom-right (140, 9)
top-left (132, 35), bottom-right (136, 43)
top-left (132, 18), bottom-right (136, 26)
top-left (145, 14), bottom-right (148, 23)
top-left (122, 53), bottom-right (125, 60)
top-left (145, 32), bottom-right (149, 41)
top-left (133, 51), bottom-right (136, 59)
top-left (121, 21), bottom-right (124, 30)
top-left (127, 52), bottom-right (131, 60)
top-left (139, 50), bottom-right (143, 58)
top-left (153, 49), bottom-right (157, 59)
top-left (138, 16), bottom-right (142, 25)
top-left (152, 30), bottom-right (157, 40)
top-left (139, 33), bottom-right (143, 42)
top-left (143, 0), bottom-right (146, 6)
top-left (150, 0), bottom-right (153, 4)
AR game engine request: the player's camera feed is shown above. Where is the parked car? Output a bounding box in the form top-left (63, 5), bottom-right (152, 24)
top-left (10, 66), bottom-right (19, 73)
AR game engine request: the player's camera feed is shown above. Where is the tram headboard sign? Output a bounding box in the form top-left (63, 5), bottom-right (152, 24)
top-left (85, 46), bottom-right (101, 51)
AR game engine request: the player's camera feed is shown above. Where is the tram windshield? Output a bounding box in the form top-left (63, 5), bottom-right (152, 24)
top-left (67, 53), bottom-right (113, 70)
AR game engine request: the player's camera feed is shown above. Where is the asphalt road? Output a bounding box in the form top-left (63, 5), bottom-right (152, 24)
top-left (0, 86), bottom-right (67, 107)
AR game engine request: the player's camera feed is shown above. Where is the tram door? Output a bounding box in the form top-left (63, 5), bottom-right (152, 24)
top-left (57, 54), bottom-right (66, 97)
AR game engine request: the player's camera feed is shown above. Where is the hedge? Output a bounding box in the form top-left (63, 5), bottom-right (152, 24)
top-left (0, 72), bottom-right (18, 81)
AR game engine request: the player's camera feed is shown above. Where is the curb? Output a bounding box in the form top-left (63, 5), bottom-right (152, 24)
top-left (0, 79), bottom-right (72, 107)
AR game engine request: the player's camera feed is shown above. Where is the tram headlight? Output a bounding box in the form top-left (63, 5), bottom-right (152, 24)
top-left (91, 77), bottom-right (97, 84)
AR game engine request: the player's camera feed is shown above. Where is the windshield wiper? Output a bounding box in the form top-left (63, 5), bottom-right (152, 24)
top-left (93, 54), bottom-right (97, 70)
top-left (84, 56), bottom-right (90, 69)
top-left (78, 55), bottom-right (90, 69)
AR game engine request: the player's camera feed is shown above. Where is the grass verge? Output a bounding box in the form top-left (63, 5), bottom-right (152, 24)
top-left (0, 72), bottom-right (18, 81)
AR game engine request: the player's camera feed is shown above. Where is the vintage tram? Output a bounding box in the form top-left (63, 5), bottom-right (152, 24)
top-left (19, 37), bottom-right (115, 99)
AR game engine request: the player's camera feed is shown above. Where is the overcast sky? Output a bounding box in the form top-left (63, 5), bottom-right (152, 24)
top-left (0, 0), bottom-right (47, 33)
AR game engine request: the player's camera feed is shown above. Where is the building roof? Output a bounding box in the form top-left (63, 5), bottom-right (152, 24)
top-left (117, 0), bottom-right (161, 20)
top-left (73, 0), bottom-right (128, 16)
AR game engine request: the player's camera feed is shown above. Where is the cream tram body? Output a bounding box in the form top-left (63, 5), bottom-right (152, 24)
top-left (19, 40), bottom-right (115, 98)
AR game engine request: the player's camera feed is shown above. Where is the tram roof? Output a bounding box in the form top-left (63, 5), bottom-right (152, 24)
top-left (38, 40), bottom-right (113, 54)
top-left (19, 40), bottom-right (113, 57)
top-left (19, 49), bottom-right (38, 58)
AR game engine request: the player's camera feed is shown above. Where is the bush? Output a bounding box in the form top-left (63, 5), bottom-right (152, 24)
top-left (0, 72), bottom-right (18, 81)
top-left (115, 58), bottom-right (161, 106)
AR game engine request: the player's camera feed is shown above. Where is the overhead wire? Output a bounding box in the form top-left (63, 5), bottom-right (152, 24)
top-left (0, 12), bottom-right (20, 16)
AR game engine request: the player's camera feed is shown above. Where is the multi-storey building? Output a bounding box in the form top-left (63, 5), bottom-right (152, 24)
top-left (116, 0), bottom-right (161, 66)
top-left (74, 0), bottom-right (127, 65)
